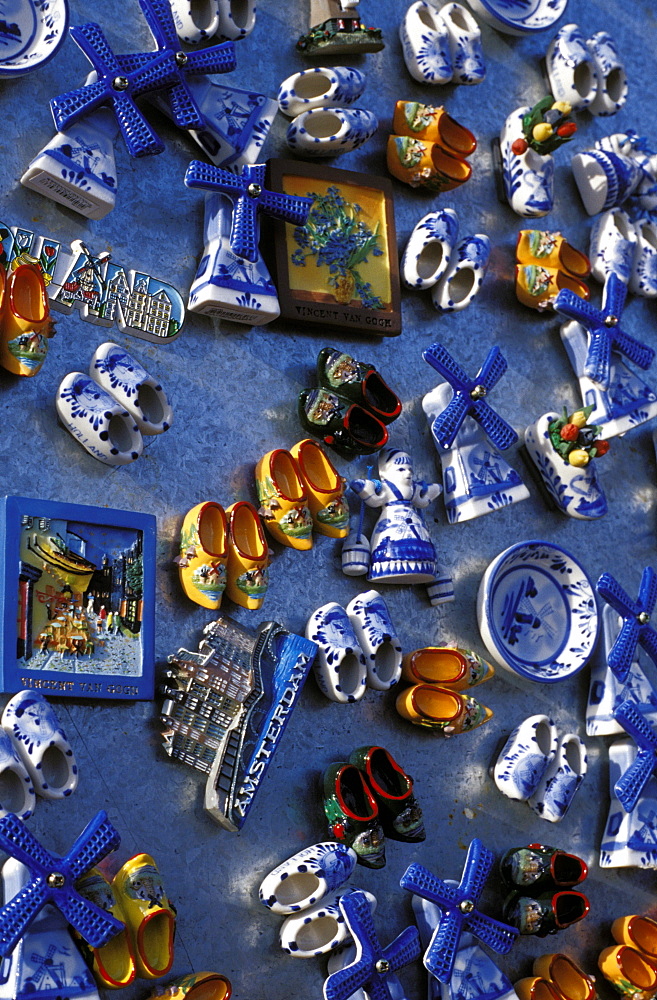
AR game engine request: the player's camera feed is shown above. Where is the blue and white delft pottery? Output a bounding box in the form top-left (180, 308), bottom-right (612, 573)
top-left (90, 342), bottom-right (173, 436)
top-left (306, 602), bottom-right (368, 703)
top-left (215, 0), bottom-right (257, 39)
top-left (477, 540), bottom-right (599, 683)
top-left (589, 208), bottom-right (637, 284)
top-left (345, 590), bottom-right (402, 691)
top-left (546, 25), bottom-right (599, 111)
top-left (401, 208), bottom-right (460, 290)
top-left (168, 0), bottom-right (221, 42)
top-left (280, 887), bottom-right (376, 958)
top-left (600, 738), bottom-right (657, 869)
top-left (631, 221), bottom-right (657, 298)
top-left (56, 373), bottom-right (144, 466)
top-left (2, 690), bottom-right (78, 800)
top-left (348, 449), bottom-right (454, 606)
top-left (327, 943), bottom-right (405, 1000)
top-left (259, 842), bottom-right (358, 914)
top-left (278, 66), bottom-right (366, 117)
top-left (587, 605), bottom-right (657, 737)
top-left (0, 0), bottom-right (69, 77)
top-left (440, 3), bottom-right (485, 85)
top-left (400, 1), bottom-right (452, 85)
top-left (527, 733), bottom-right (588, 823)
top-left (431, 234), bottom-right (491, 312)
top-left (524, 413), bottom-right (607, 520)
top-left (0, 730), bottom-right (34, 821)
top-left (571, 148), bottom-right (643, 217)
top-left (493, 714), bottom-right (558, 803)
top-left (285, 108), bottom-right (378, 157)
top-left (464, 0), bottom-right (567, 35)
top-left (587, 32), bottom-right (628, 117)
top-left (500, 107), bottom-right (554, 218)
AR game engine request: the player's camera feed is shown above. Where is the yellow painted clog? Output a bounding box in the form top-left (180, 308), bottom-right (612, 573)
top-left (290, 438), bottom-right (349, 538)
top-left (255, 449), bottom-right (313, 550)
top-left (152, 971), bottom-right (231, 1000)
top-left (532, 955), bottom-right (596, 1000)
top-left (392, 101), bottom-right (477, 157)
top-left (176, 502), bottom-right (228, 610)
top-left (395, 684), bottom-right (492, 734)
top-left (515, 264), bottom-right (590, 310)
top-left (515, 979), bottom-right (562, 1000)
top-left (401, 646), bottom-right (494, 689)
top-left (0, 263), bottom-right (55, 376)
top-left (387, 135), bottom-right (472, 192)
top-left (112, 853), bottom-right (175, 980)
top-left (612, 916), bottom-right (657, 962)
top-left (516, 231), bottom-right (591, 278)
top-left (225, 501), bottom-right (270, 610)
top-left (598, 945), bottom-right (657, 1000)
top-left (76, 867), bottom-right (136, 989)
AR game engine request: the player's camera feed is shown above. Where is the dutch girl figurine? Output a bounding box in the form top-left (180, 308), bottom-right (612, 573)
top-left (347, 448), bottom-right (453, 605)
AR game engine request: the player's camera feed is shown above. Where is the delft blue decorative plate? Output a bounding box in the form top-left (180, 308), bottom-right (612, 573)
top-left (477, 540), bottom-right (599, 682)
top-left (0, 0), bottom-right (69, 78)
top-left (465, 0), bottom-right (568, 35)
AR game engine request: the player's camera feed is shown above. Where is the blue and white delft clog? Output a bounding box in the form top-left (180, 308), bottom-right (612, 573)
top-left (571, 148), bottom-right (643, 216)
top-left (259, 841), bottom-right (357, 914)
top-left (401, 208), bottom-right (460, 290)
top-left (589, 208), bottom-right (637, 284)
top-left (56, 372), bottom-right (143, 466)
top-left (630, 221), bottom-right (657, 298)
top-left (546, 24), bottom-right (599, 110)
top-left (527, 733), bottom-right (588, 822)
top-left (493, 714), bottom-right (558, 802)
top-left (2, 690), bottom-right (78, 801)
top-left (278, 66), bottom-right (366, 117)
top-left (216, 0), bottom-right (256, 39)
top-left (279, 887), bottom-right (376, 958)
top-left (440, 2), bottom-right (485, 85)
top-left (0, 730), bottom-right (35, 821)
top-left (500, 106), bottom-right (554, 218)
top-left (431, 234), bottom-right (491, 312)
top-left (90, 343), bottom-right (173, 436)
top-left (345, 590), bottom-right (402, 691)
top-left (400, 1), bottom-right (452, 85)
top-left (168, 0), bottom-right (221, 42)
top-left (286, 108), bottom-right (378, 157)
top-left (587, 31), bottom-right (628, 117)
top-left (306, 602), bottom-right (368, 703)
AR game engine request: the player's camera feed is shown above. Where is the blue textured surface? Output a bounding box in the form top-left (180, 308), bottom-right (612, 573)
top-left (2, 0), bottom-right (657, 998)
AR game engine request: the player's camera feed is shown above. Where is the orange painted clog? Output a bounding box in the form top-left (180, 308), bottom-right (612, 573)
top-left (0, 263), bottom-right (55, 376)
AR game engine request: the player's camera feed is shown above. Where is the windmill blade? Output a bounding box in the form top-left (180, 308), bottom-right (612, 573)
top-left (472, 400), bottom-right (518, 451)
top-left (422, 343), bottom-right (471, 387)
top-left (554, 290), bottom-right (604, 327)
top-left (466, 911), bottom-right (518, 954)
top-left (614, 699), bottom-right (657, 748)
top-left (613, 327), bottom-right (655, 371)
top-left (0, 880), bottom-right (49, 956)
top-left (431, 392), bottom-right (471, 450)
top-left (230, 195), bottom-right (259, 262)
top-left (113, 90), bottom-right (164, 157)
top-left (608, 618), bottom-right (641, 682)
top-left (602, 271), bottom-right (628, 319)
top-left (260, 189), bottom-right (314, 227)
top-left (0, 814), bottom-right (55, 872)
top-left (383, 925), bottom-right (421, 972)
top-left (639, 622), bottom-right (657, 666)
top-left (639, 566), bottom-right (657, 613)
top-left (57, 891), bottom-right (123, 948)
top-left (167, 83), bottom-right (204, 131)
top-left (64, 810), bottom-right (121, 879)
top-left (614, 749), bottom-right (657, 812)
top-left (399, 863), bottom-right (461, 906)
top-left (185, 41), bottom-right (237, 75)
top-left (70, 23), bottom-right (122, 76)
top-left (324, 961), bottom-right (371, 1000)
top-left (129, 50), bottom-right (179, 98)
top-left (184, 161), bottom-right (242, 194)
top-left (138, 0), bottom-right (179, 49)
top-left (50, 79), bottom-right (108, 131)
top-left (583, 329), bottom-right (612, 387)
top-left (424, 910), bottom-right (463, 982)
top-left (459, 838), bottom-right (494, 900)
top-left (477, 347), bottom-right (507, 391)
top-left (597, 573), bottom-right (638, 617)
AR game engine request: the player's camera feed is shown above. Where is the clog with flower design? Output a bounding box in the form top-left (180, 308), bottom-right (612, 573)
top-left (598, 945), bottom-right (657, 1000)
top-left (323, 762), bottom-right (386, 869)
top-left (148, 972), bottom-right (232, 1000)
top-left (76, 867), bottom-right (137, 989)
top-left (387, 135), bottom-right (472, 192)
top-left (392, 101), bottom-right (476, 157)
top-left (112, 853), bottom-right (176, 980)
top-left (289, 438), bottom-right (349, 538)
top-left (395, 684), bottom-right (493, 734)
top-left (515, 264), bottom-right (589, 310)
top-left (431, 234), bottom-right (491, 312)
top-left (316, 348), bottom-right (402, 424)
top-left (256, 449), bottom-right (313, 550)
top-left (516, 231), bottom-right (591, 278)
top-left (0, 263), bottom-right (55, 377)
top-left (175, 502), bottom-right (228, 610)
top-left (225, 502), bottom-right (270, 610)
top-left (298, 388), bottom-right (388, 461)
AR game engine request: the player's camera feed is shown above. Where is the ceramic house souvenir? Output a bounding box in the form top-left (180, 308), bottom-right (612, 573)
top-left (527, 734), bottom-right (588, 823)
top-left (587, 31), bottom-right (628, 117)
top-left (323, 762), bottom-right (386, 868)
top-left (401, 208), bottom-right (460, 290)
top-left (90, 342), bottom-right (173, 436)
top-left (176, 502), bottom-right (228, 610)
top-left (316, 348), bottom-right (402, 425)
top-left (422, 343), bottom-right (529, 523)
top-left (524, 406), bottom-right (609, 520)
top-left (345, 591), bottom-right (402, 691)
top-left (2, 690), bottom-right (78, 801)
top-left (588, 208), bottom-right (637, 284)
top-left (392, 102), bottom-right (477, 158)
top-left (431, 234), bottom-right (491, 312)
top-left (280, 887), bottom-right (377, 958)
top-left (440, 3), bottom-right (485, 85)
top-left (500, 99), bottom-right (577, 218)
top-left (278, 67), bottom-right (367, 117)
top-left (600, 737), bottom-right (657, 868)
top-left (465, 0), bottom-right (567, 34)
top-left (111, 854), bottom-right (175, 979)
top-left (0, 729), bottom-right (34, 821)
top-left (286, 108), bottom-right (378, 158)
top-left (546, 25), bottom-right (599, 111)
top-left (493, 715), bottom-right (558, 803)
top-left (598, 945), bottom-right (657, 1000)
top-left (349, 448), bottom-right (454, 605)
top-left (0, 263), bottom-right (55, 377)
top-left (56, 372), bottom-right (144, 467)
top-left (297, 0), bottom-right (384, 55)
top-left (306, 601), bottom-right (367, 703)
top-left (259, 841), bottom-right (357, 914)
top-left (571, 149), bottom-right (643, 217)
top-left (289, 439), bottom-right (350, 538)
top-left (349, 745), bottom-right (425, 842)
top-left (255, 449), bottom-right (313, 550)
top-left (224, 502), bottom-right (270, 610)
top-left (387, 135), bottom-right (472, 192)
top-left (400, 1), bottom-right (452, 85)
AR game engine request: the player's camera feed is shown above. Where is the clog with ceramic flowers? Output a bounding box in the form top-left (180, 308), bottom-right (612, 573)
top-left (349, 745), bottom-right (425, 842)
top-left (255, 449), bottom-right (313, 550)
top-left (387, 135), bottom-right (471, 192)
top-left (323, 762), bottom-right (386, 869)
top-left (289, 438), bottom-right (349, 538)
top-left (392, 101), bottom-right (476, 158)
top-left (224, 501), bottom-right (270, 610)
top-left (515, 265), bottom-right (589, 311)
top-left (175, 502), bottom-right (228, 609)
top-left (502, 889), bottom-right (590, 936)
top-left (402, 646), bottom-right (494, 690)
top-left (316, 348), bottom-right (402, 425)
top-left (111, 853), bottom-right (175, 980)
top-left (598, 945), bottom-right (657, 1000)
top-left (395, 684), bottom-right (493, 734)
top-left (0, 263), bottom-right (55, 376)
top-left (75, 867), bottom-right (136, 989)
top-left (516, 231), bottom-right (591, 279)
top-left (612, 915), bottom-right (657, 963)
top-left (149, 972), bottom-right (232, 1000)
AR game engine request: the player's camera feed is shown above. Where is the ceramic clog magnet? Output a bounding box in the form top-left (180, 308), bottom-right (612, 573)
top-left (612, 916), bottom-right (657, 962)
top-left (0, 263), bottom-right (55, 377)
top-left (289, 438), bottom-right (349, 538)
top-left (546, 24), bottom-right (599, 110)
top-left (323, 762), bottom-right (386, 869)
top-left (349, 745), bottom-right (425, 842)
top-left (306, 602), bottom-right (367, 703)
top-left (524, 411), bottom-right (608, 520)
top-left (396, 684), bottom-right (492, 735)
top-left (151, 972), bottom-right (231, 1000)
top-left (90, 343), bottom-right (173, 436)
top-left (387, 135), bottom-right (472, 192)
top-left (527, 734), bottom-right (588, 823)
top-left (345, 590), bottom-right (402, 691)
top-left (532, 954), bottom-right (596, 1000)
top-left (399, 1), bottom-right (452, 85)
top-left (402, 647), bottom-right (493, 690)
top-left (316, 349), bottom-right (402, 424)
top-left (499, 845), bottom-right (588, 892)
top-left (503, 890), bottom-right (589, 936)
top-left (431, 234), bottom-right (491, 312)
top-left (279, 887), bottom-right (376, 958)
top-left (75, 868), bottom-right (136, 989)
top-left (255, 449), bottom-right (313, 550)
top-left (286, 108), bottom-right (378, 158)
top-left (588, 208), bottom-right (637, 284)
top-left (392, 102), bottom-right (476, 158)
top-left (2, 690), bottom-right (78, 801)
top-left (587, 32), bottom-right (628, 117)
top-left (56, 372), bottom-right (144, 466)
top-left (493, 715), bottom-right (558, 803)
top-left (259, 841), bottom-right (357, 914)
top-left (500, 107), bottom-right (555, 219)
top-left (630, 220), bottom-right (657, 298)
top-left (516, 231), bottom-right (591, 278)
top-left (515, 265), bottom-right (589, 310)
top-left (0, 729), bottom-right (35, 821)
top-left (571, 149), bottom-right (643, 216)
top-left (514, 978), bottom-right (562, 1000)
top-left (401, 208), bottom-right (460, 290)
top-left (598, 946), bottom-right (657, 1000)
top-left (216, 0), bottom-right (256, 39)
top-left (168, 0), bottom-right (221, 43)
top-left (176, 502), bottom-right (228, 610)
top-left (298, 388), bottom-right (388, 461)
top-left (278, 66), bottom-right (366, 117)
top-left (112, 854), bottom-right (175, 980)
top-left (224, 501), bottom-right (269, 610)
top-left (440, 2), bottom-right (485, 85)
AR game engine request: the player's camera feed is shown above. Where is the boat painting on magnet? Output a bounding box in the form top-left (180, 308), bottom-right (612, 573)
top-left (0, 496), bottom-right (156, 701)
top-left (266, 159), bottom-right (401, 335)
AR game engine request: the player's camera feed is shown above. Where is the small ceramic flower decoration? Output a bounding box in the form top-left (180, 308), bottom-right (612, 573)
top-left (297, 0), bottom-right (384, 55)
top-left (525, 405), bottom-right (609, 520)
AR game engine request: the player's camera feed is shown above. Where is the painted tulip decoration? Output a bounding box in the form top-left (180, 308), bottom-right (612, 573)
top-left (510, 96), bottom-right (577, 157)
top-left (547, 406), bottom-right (609, 467)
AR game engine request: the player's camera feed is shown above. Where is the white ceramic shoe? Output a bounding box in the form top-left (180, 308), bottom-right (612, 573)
top-left (630, 220), bottom-right (657, 298)
top-left (401, 208), bottom-right (459, 290)
top-left (546, 23), bottom-right (599, 110)
top-left (278, 67), bottom-right (366, 117)
top-left (217, 0), bottom-right (256, 39)
top-left (431, 234), bottom-right (491, 312)
top-left (258, 841), bottom-right (357, 914)
top-left (0, 730), bottom-right (35, 820)
top-left (90, 342), bottom-right (173, 436)
top-left (306, 603), bottom-right (368, 703)
top-left (345, 590), bottom-right (402, 691)
top-left (493, 714), bottom-right (558, 802)
top-left (589, 208), bottom-right (637, 284)
top-left (399, 1), bottom-right (452, 85)
top-left (286, 108), bottom-right (378, 157)
top-left (440, 2), bottom-right (485, 84)
top-left (168, 0), bottom-right (220, 42)
top-left (500, 106), bottom-right (554, 218)
top-left (56, 372), bottom-right (143, 466)
top-left (571, 148), bottom-right (643, 216)
top-left (280, 887), bottom-right (376, 958)
top-left (528, 733), bottom-right (588, 822)
top-left (2, 690), bottom-right (78, 800)
top-left (587, 31), bottom-right (627, 117)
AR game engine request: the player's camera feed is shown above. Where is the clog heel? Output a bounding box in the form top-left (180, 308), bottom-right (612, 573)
top-left (76, 868), bottom-right (136, 988)
top-left (387, 135), bottom-right (471, 192)
top-left (255, 449), bottom-right (313, 550)
top-left (515, 265), bottom-right (589, 310)
top-left (598, 946), bottom-right (657, 999)
top-left (290, 439), bottom-right (349, 538)
top-left (532, 954), bottom-right (595, 1000)
top-left (1, 263), bottom-right (55, 377)
top-left (516, 231), bottom-right (591, 279)
top-left (395, 684), bottom-right (492, 734)
top-left (225, 501), bottom-right (270, 610)
top-left (112, 853), bottom-right (175, 980)
top-left (392, 101), bottom-right (476, 157)
top-left (176, 502), bottom-right (228, 609)
top-left (612, 916), bottom-right (657, 962)
top-left (402, 646), bottom-right (494, 689)
top-left (149, 972), bottom-right (231, 1000)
